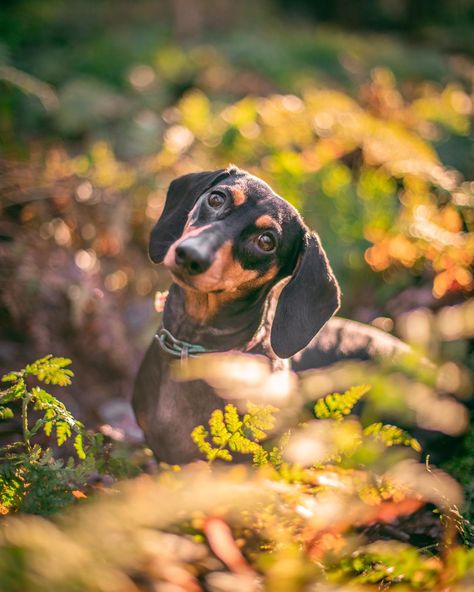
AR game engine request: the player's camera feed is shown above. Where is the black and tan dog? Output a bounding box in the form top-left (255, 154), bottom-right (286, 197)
top-left (133, 166), bottom-right (408, 463)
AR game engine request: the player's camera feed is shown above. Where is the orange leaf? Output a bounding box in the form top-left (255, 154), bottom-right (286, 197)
top-left (72, 489), bottom-right (87, 499)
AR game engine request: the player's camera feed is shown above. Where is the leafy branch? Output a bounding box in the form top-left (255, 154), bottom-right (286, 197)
top-left (314, 385), bottom-right (421, 452)
top-left (363, 422), bottom-right (421, 452)
top-left (1, 355), bottom-right (85, 458)
top-left (314, 384), bottom-right (371, 420)
top-left (192, 402), bottom-right (280, 465)
top-left (0, 356), bottom-right (106, 514)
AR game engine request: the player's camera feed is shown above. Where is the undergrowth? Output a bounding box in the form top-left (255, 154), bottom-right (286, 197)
top-left (192, 384), bottom-right (421, 468)
top-left (1, 354), bottom-right (473, 591)
top-left (0, 356), bottom-right (139, 515)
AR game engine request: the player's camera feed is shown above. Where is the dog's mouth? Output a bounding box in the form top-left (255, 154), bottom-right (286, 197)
top-left (169, 268), bottom-right (225, 294)
top-left (169, 269), bottom-right (196, 289)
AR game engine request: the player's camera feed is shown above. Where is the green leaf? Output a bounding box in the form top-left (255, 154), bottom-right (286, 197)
top-left (1, 371), bottom-right (21, 383)
top-left (243, 402), bottom-right (278, 441)
top-left (224, 404), bottom-right (243, 434)
top-left (363, 422), bottom-right (421, 452)
top-left (210, 449), bottom-right (233, 462)
top-left (74, 433), bottom-right (86, 460)
top-left (191, 424), bottom-right (233, 462)
top-left (314, 385), bottom-right (371, 421)
top-left (0, 406), bottom-right (14, 420)
top-left (252, 446), bottom-right (269, 465)
top-left (0, 378), bottom-right (27, 403)
top-left (209, 409), bottom-right (230, 447)
top-left (56, 420), bottom-right (72, 446)
top-left (192, 402), bottom-right (279, 465)
top-left (43, 408), bottom-right (56, 437)
top-left (25, 356), bottom-right (74, 386)
top-left (32, 386), bottom-right (64, 409)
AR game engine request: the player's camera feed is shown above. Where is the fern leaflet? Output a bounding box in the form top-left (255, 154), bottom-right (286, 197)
top-left (314, 385), bottom-right (371, 421)
top-left (364, 422), bottom-right (421, 452)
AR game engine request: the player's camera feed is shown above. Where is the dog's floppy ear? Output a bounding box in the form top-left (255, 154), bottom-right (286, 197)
top-left (149, 169), bottom-right (229, 263)
top-left (270, 231), bottom-right (341, 359)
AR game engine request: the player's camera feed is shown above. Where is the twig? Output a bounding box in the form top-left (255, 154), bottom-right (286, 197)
top-left (21, 394), bottom-right (32, 453)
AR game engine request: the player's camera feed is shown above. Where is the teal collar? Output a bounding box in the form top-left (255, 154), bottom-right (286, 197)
top-left (155, 327), bottom-right (215, 359)
top-left (155, 324), bottom-right (264, 360)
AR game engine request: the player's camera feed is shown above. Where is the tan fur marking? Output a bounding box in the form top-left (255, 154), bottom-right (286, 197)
top-left (255, 215), bottom-right (275, 228)
top-left (240, 263), bottom-right (278, 290)
top-left (184, 291), bottom-right (236, 324)
top-left (190, 241), bottom-right (259, 293)
top-left (231, 187), bottom-right (247, 206)
top-left (166, 234), bottom-right (278, 323)
top-left (183, 240), bottom-right (270, 323)
top-left (184, 261), bottom-right (279, 323)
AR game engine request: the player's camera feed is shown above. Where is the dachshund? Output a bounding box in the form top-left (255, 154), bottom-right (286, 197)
top-left (133, 166), bottom-right (410, 464)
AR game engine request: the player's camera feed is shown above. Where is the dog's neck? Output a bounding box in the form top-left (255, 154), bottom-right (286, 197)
top-left (162, 283), bottom-right (272, 352)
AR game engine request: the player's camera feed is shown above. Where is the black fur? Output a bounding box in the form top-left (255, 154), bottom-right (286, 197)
top-left (149, 169), bottom-right (230, 263)
top-left (271, 231), bottom-right (340, 358)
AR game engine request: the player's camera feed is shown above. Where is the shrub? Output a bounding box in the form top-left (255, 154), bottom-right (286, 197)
top-left (0, 356), bottom-right (140, 515)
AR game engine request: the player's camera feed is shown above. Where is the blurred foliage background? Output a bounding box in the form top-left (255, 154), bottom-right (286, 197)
top-left (1, 1), bottom-right (474, 589)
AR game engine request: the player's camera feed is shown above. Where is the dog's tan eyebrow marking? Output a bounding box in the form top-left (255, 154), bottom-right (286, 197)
top-left (255, 215), bottom-right (280, 230)
top-left (231, 187), bottom-right (247, 206)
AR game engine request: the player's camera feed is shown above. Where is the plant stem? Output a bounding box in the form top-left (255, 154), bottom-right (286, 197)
top-left (22, 394), bottom-right (32, 453)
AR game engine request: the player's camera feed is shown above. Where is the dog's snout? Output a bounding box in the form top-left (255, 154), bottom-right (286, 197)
top-left (175, 240), bottom-right (212, 275)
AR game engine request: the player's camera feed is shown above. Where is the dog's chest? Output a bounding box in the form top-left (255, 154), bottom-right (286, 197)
top-left (153, 368), bottom-right (224, 464)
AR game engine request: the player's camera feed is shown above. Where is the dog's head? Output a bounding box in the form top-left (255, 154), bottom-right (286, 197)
top-left (149, 166), bottom-right (340, 358)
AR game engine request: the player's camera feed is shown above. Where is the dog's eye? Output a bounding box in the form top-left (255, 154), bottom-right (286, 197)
top-left (256, 232), bottom-right (276, 253)
top-left (207, 192), bottom-right (225, 209)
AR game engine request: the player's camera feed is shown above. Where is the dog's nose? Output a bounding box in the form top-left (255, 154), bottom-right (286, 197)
top-left (175, 241), bottom-right (212, 275)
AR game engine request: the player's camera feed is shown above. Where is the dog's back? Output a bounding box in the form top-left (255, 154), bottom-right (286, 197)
top-left (292, 316), bottom-right (411, 371)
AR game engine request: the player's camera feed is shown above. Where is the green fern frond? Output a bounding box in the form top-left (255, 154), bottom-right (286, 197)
top-left (314, 385), bottom-right (371, 421)
top-left (32, 386), bottom-right (65, 410)
top-left (209, 409), bottom-right (231, 446)
top-left (0, 378), bottom-right (27, 403)
top-left (192, 402), bottom-right (279, 464)
top-left (192, 425), bottom-right (214, 455)
top-left (268, 431), bottom-right (290, 468)
top-left (56, 420), bottom-right (72, 446)
top-left (0, 406), bottom-right (14, 420)
top-left (252, 446), bottom-right (269, 465)
top-left (243, 402), bottom-right (278, 440)
top-left (211, 449), bottom-right (233, 461)
top-left (1, 371), bottom-right (22, 383)
top-left (0, 355), bottom-right (101, 514)
top-left (74, 433), bottom-right (86, 460)
top-left (229, 432), bottom-right (260, 455)
top-left (191, 425), bottom-right (233, 461)
top-left (31, 386), bottom-right (83, 437)
top-left (363, 422), bottom-right (421, 452)
top-left (25, 355), bottom-right (74, 386)
top-left (43, 408), bottom-right (56, 437)
top-left (224, 404), bottom-right (243, 434)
